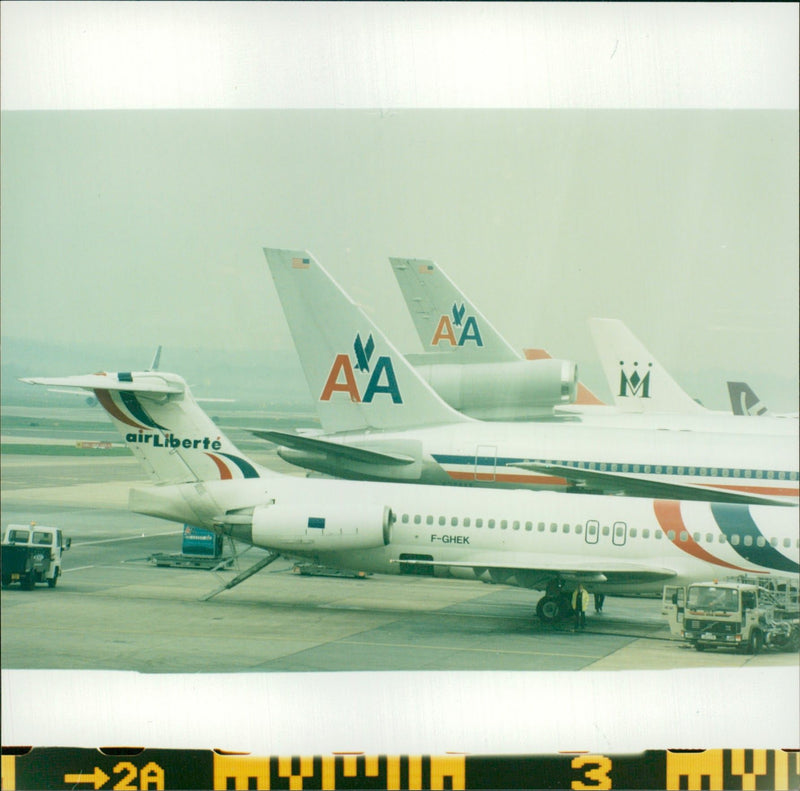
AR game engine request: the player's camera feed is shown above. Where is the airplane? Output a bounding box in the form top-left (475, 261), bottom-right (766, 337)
top-left (21, 368), bottom-right (800, 622)
top-left (261, 248), bottom-right (798, 506)
top-left (389, 256), bottom-right (583, 417)
top-left (728, 381), bottom-right (797, 419)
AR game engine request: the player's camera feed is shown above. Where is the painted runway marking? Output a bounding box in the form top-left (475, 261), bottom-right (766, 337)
top-left (63, 565), bottom-right (95, 573)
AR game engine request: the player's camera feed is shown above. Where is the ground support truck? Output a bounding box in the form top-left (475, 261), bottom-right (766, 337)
top-left (663, 576), bottom-right (800, 654)
top-left (1, 524), bottom-right (71, 589)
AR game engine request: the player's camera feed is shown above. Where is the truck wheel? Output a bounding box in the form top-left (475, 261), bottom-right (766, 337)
top-left (748, 630), bottom-right (763, 655)
top-left (21, 573), bottom-right (35, 590)
top-left (694, 642), bottom-right (705, 652)
top-left (47, 573), bottom-right (58, 588)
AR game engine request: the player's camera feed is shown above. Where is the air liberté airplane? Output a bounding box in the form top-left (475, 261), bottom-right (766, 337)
top-left (390, 256), bottom-right (792, 431)
top-left (21, 369), bottom-right (800, 621)
top-left (261, 249), bottom-right (798, 506)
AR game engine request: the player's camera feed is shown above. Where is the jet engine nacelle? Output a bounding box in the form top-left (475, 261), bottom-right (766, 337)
top-left (251, 503), bottom-right (393, 552)
top-left (414, 359), bottom-right (578, 420)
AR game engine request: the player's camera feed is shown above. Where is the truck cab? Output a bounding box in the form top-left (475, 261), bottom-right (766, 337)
top-left (679, 578), bottom-right (800, 654)
top-left (1, 524), bottom-right (71, 589)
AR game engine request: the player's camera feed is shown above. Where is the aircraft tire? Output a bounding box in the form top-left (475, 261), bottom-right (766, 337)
top-left (536, 596), bottom-right (562, 623)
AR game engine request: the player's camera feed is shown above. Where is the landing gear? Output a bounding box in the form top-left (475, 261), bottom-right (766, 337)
top-left (536, 593), bottom-right (573, 624)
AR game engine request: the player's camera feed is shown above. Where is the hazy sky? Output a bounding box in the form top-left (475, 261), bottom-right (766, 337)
top-left (2, 4), bottom-right (798, 416)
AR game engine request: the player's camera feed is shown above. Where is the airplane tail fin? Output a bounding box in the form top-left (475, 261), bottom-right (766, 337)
top-left (21, 371), bottom-right (266, 484)
top-left (588, 318), bottom-right (706, 414)
top-left (727, 381), bottom-right (770, 416)
top-left (389, 258), bottom-right (520, 362)
top-left (264, 249), bottom-right (468, 433)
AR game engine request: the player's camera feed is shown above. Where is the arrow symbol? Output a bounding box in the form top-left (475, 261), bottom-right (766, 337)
top-left (64, 767), bottom-right (110, 789)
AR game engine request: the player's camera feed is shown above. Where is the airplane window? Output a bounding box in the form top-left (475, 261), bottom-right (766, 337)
top-left (428, 516), bottom-right (435, 525)
top-left (550, 523), bottom-right (558, 533)
top-left (513, 521), bottom-right (520, 530)
top-left (731, 535), bottom-right (740, 546)
top-left (525, 521), bottom-right (533, 531)
top-left (500, 520), bottom-right (508, 530)
top-left (666, 466), bottom-right (673, 475)
top-left (563, 524), bottom-right (570, 533)
top-left (699, 468), bottom-right (707, 476)
top-left (451, 517), bottom-right (458, 527)
top-left (476, 518), bottom-right (483, 528)
top-left (770, 537), bottom-right (778, 547)
top-left (667, 531), bottom-right (676, 541)
top-left (401, 514), bottom-right (409, 524)
top-left (767, 470), bottom-right (774, 479)
top-left (778, 471), bottom-right (785, 480)
top-left (602, 526), bottom-right (610, 536)
top-left (644, 465), bottom-right (651, 474)
top-left (722, 469), bottom-right (729, 477)
top-left (655, 530), bottom-right (662, 539)
top-left (611, 464), bottom-right (618, 472)
top-left (743, 536), bottom-right (752, 547)
top-left (689, 467), bottom-right (696, 475)
top-left (538, 522), bottom-right (545, 532)
top-left (488, 519), bottom-right (496, 529)
top-left (755, 470), bottom-right (763, 479)
top-left (677, 467), bottom-right (684, 475)
top-left (629, 528), bottom-right (637, 538)
top-left (615, 526), bottom-right (623, 537)
top-left (587, 523), bottom-right (597, 535)
top-left (414, 515), bottom-right (421, 525)
top-left (719, 534), bottom-right (727, 543)
top-left (705, 533), bottom-right (713, 543)
top-left (756, 537), bottom-right (765, 547)
top-left (642, 529), bottom-right (650, 539)
top-left (464, 518), bottom-right (471, 527)
top-left (436, 516), bottom-right (444, 525)
top-left (622, 464), bottom-right (629, 472)
top-left (575, 524), bottom-right (583, 534)
top-left (600, 463), bottom-right (607, 471)
top-left (655, 466), bottom-right (662, 474)
top-left (692, 532), bottom-right (700, 542)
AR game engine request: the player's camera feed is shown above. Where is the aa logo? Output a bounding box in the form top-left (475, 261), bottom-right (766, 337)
top-left (618, 360), bottom-right (653, 398)
top-left (430, 303), bottom-right (483, 348)
top-left (320, 333), bottom-right (402, 404)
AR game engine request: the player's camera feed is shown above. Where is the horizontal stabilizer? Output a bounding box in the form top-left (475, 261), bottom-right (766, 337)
top-left (510, 461), bottom-right (796, 507)
top-left (21, 373), bottom-right (184, 395)
top-left (251, 429), bottom-right (416, 466)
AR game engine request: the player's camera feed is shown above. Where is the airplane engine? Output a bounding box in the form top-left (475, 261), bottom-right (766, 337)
top-left (250, 503), bottom-right (393, 552)
top-left (415, 359), bottom-right (578, 420)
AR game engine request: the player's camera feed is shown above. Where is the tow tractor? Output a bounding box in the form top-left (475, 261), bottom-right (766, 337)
top-left (663, 576), bottom-right (800, 654)
top-left (1, 523), bottom-right (71, 589)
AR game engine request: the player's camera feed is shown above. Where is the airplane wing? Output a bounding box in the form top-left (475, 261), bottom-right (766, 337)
top-left (251, 429), bottom-right (417, 466)
top-left (509, 461), bottom-right (795, 507)
top-left (393, 553), bottom-right (676, 583)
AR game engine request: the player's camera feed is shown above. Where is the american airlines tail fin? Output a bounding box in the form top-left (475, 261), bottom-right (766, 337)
top-left (727, 382), bottom-right (771, 416)
top-left (21, 371), bottom-right (266, 484)
top-left (264, 249), bottom-right (468, 433)
top-left (524, 348), bottom-right (606, 406)
top-left (389, 258), bottom-right (520, 362)
top-left (588, 318), bottom-right (706, 414)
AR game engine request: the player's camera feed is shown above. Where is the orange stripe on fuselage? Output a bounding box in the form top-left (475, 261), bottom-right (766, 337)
top-left (653, 499), bottom-right (752, 572)
top-left (206, 453), bottom-right (232, 480)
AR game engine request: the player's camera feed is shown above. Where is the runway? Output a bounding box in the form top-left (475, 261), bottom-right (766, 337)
top-left (2, 452), bottom-right (797, 674)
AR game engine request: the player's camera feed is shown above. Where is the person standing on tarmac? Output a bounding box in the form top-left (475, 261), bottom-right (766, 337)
top-left (594, 592), bottom-right (605, 613)
top-left (572, 584), bottom-right (589, 630)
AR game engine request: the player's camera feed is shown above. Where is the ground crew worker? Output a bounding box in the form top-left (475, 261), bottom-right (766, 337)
top-left (572, 584), bottom-right (589, 630)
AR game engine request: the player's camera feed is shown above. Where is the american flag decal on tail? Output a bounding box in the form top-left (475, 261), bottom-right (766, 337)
top-left (292, 257), bottom-right (310, 269)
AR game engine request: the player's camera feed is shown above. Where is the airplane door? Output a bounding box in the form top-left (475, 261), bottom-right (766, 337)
top-left (584, 519), bottom-right (599, 545)
top-left (612, 521), bottom-right (627, 546)
top-left (474, 445), bottom-right (497, 482)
